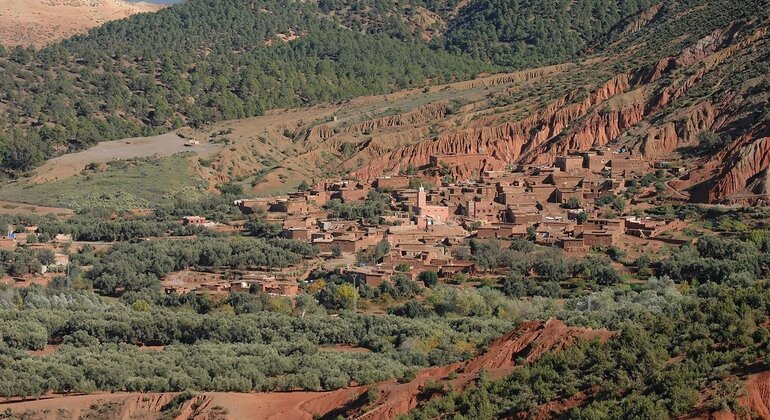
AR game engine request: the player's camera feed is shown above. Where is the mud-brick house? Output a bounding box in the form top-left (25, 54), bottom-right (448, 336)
top-left (584, 152), bottom-right (610, 172)
top-left (534, 219), bottom-right (575, 246)
top-left (554, 186), bottom-right (584, 205)
top-left (481, 170), bottom-right (509, 180)
top-left (283, 216), bottom-right (317, 229)
top-left (555, 155), bottom-right (584, 172)
top-left (381, 211), bottom-right (411, 226)
top-left (312, 226), bottom-right (383, 254)
top-left (561, 237), bottom-right (589, 253)
top-left (183, 216), bottom-right (207, 225)
top-left (394, 189), bottom-right (419, 210)
top-left (332, 181), bottom-right (371, 202)
top-left (624, 217), bottom-right (666, 238)
top-left (270, 197), bottom-right (317, 215)
top-left (236, 198), bottom-right (275, 214)
top-left (164, 285), bottom-right (192, 295)
top-left (374, 175), bottom-right (410, 190)
top-left (476, 223), bottom-right (528, 239)
top-left (233, 279), bottom-right (299, 297)
top-left (345, 267), bottom-right (393, 287)
top-left (229, 281), bottom-right (252, 293)
top-left (496, 183), bottom-right (525, 195)
top-left (436, 260), bottom-right (476, 277)
top-left (282, 228), bottom-right (312, 241)
top-left (460, 199), bottom-right (500, 222)
top-left (429, 153), bottom-right (492, 173)
top-left (281, 216), bottom-right (318, 241)
top-left (261, 281), bottom-right (299, 297)
top-left (581, 179), bottom-right (620, 201)
top-left (582, 231), bottom-right (616, 247)
top-left (396, 242), bottom-right (450, 262)
top-left (584, 218), bottom-right (625, 233)
top-left (529, 184), bottom-right (557, 203)
top-left (466, 185), bottom-right (497, 200)
top-left (610, 156), bottom-right (650, 177)
top-left (504, 206), bottom-right (542, 225)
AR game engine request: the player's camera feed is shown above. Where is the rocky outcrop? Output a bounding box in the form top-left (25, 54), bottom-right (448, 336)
top-left (742, 370), bottom-right (770, 419)
top-left (619, 4), bottom-right (663, 34)
top-left (348, 21), bottom-right (769, 207)
top-left (642, 102), bottom-right (716, 157)
top-left (465, 320), bottom-right (611, 372)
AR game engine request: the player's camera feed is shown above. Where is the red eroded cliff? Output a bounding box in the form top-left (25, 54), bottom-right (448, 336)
top-left (352, 74), bottom-right (636, 179)
top-left (348, 23), bottom-right (768, 205)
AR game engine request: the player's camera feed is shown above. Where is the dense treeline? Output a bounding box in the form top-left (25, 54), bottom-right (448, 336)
top-left (604, 0), bottom-right (770, 65)
top-left (454, 238), bottom-right (623, 290)
top-left (441, 0), bottom-right (657, 67)
top-left (318, 0), bottom-right (463, 40)
top-left (0, 194), bottom-right (241, 242)
top-left (0, 286), bottom-right (514, 397)
top-left (3, 227), bottom-right (770, 408)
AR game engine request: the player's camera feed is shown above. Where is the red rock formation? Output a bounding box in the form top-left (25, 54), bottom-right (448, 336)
top-left (465, 319), bottom-right (611, 372)
top-left (353, 75), bottom-right (635, 180)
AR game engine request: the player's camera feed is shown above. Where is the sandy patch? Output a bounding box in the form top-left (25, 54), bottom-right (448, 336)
top-left (31, 132), bottom-right (220, 183)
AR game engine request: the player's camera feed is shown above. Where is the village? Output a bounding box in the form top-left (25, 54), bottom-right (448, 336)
top-left (179, 147), bottom-right (695, 295)
top-left (0, 146), bottom-right (698, 298)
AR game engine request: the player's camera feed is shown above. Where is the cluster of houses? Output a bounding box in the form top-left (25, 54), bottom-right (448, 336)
top-left (221, 148), bottom-right (687, 288)
top-left (162, 272), bottom-right (300, 297)
top-left (0, 225), bottom-right (71, 285)
top-left (2, 147), bottom-right (689, 295)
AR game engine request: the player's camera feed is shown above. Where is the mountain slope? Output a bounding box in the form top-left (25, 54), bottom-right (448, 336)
top-left (0, 0), bottom-right (768, 204)
top-left (345, 0), bottom-right (770, 203)
top-left (0, 0), bottom-right (668, 175)
top-left (442, 0), bottom-right (658, 66)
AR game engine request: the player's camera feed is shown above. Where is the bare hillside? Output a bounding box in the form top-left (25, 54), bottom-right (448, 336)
top-left (0, 0), bottom-right (163, 47)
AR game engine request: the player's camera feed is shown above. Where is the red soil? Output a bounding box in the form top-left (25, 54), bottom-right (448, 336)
top-left (681, 370), bottom-right (770, 420)
top-left (742, 371), bottom-right (770, 419)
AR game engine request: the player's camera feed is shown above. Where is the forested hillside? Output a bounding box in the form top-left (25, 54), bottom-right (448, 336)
top-left (0, 0), bottom-right (487, 173)
top-left (442, 0), bottom-right (657, 66)
top-left (0, 0), bottom-right (663, 174)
